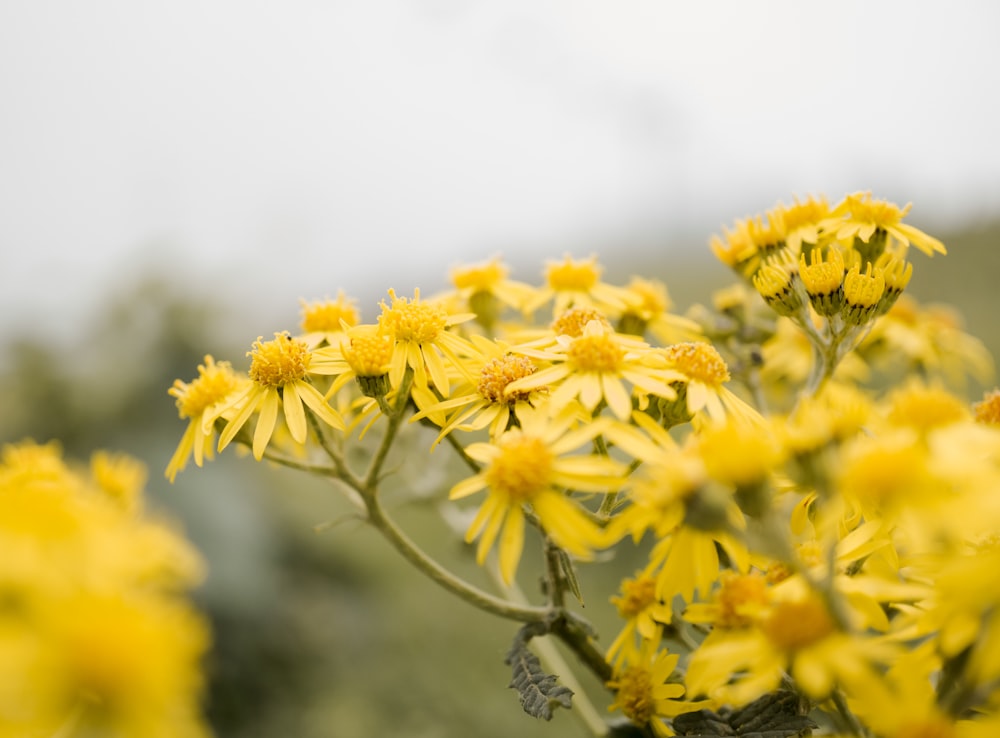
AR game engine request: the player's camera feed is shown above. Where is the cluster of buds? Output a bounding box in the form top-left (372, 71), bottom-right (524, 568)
top-left (710, 193), bottom-right (944, 388)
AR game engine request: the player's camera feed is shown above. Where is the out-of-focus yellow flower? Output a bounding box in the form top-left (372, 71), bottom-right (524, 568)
top-left (523, 254), bottom-right (632, 318)
top-left (829, 191), bottom-right (947, 258)
top-left (297, 291), bottom-right (360, 348)
top-left (0, 440), bottom-right (210, 738)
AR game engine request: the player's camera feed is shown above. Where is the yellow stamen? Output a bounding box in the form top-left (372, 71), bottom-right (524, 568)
top-left (485, 436), bottom-right (553, 502)
top-left (552, 307), bottom-right (611, 337)
top-left (378, 288), bottom-right (447, 343)
top-left (300, 294), bottom-right (359, 334)
top-left (715, 572), bottom-right (770, 629)
top-left (760, 597), bottom-right (836, 651)
top-left (611, 666), bottom-right (655, 725)
top-left (248, 333), bottom-right (311, 388)
top-left (612, 575), bottom-right (658, 619)
top-left (343, 329), bottom-right (394, 377)
top-left (170, 356), bottom-right (241, 418)
top-left (973, 389), bottom-right (1000, 426)
top-left (568, 332), bottom-right (624, 373)
top-left (478, 354), bottom-right (537, 404)
top-left (662, 343), bottom-right (730, 386)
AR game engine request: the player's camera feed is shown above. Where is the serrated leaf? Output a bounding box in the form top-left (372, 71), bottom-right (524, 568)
top-left (504, 625), bottom-right (573, 720)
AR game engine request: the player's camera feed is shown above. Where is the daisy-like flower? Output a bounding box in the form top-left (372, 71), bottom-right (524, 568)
top-left (166, 355), bottom-right (247, 482)
top-left (377, 288), bottom-right (477, 397)
top-left (686, 586), bottom-right (895, 706)
top-left (657, 342), bottom-right (762, 426)
top-left (297, 292), bottom-right (360, 348)
top-left (508, 319), bottom-right (683, 421)
top-left (448, 257), bottom-right (535, 328)
top-left (448, 414), bottom-right (625, 584)
top-left (606, 572), bottom-right (673, 666)
top-left (607, 636), bottom-right (711, 737)
top-left (410, 335), bottom-right (551, 447)
top-left (216, 333), bottom-right (345, 460)
top-left (767, 193), bottom-right (832, 254)
top-left (618, 276), bottom-right (704, 345)
top-left (830, 191), bottom-right (947, 258)
top-left (604, 417), bottom-right (749, 602)
top-left (709, 216), bottom-right (763, 278)
top-left (521, 254), bottom-right (632, 318)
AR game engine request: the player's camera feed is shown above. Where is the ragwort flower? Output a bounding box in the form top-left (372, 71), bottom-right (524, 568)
top-left (217, 333), bottom-right (344, 460)
top-left (166, 355), bottom-right (247, 482)
top-left (449, 415), bottom-right (624, 584)
top-left (509, 319), bottom-right (683, 421)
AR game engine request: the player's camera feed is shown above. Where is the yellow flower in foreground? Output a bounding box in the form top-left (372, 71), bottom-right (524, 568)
top-left (686, 588), bottom-right (893, 706)
top-left (217, 333), bottom-right (344, 460)
top-left (509, 320), bottom-right (683, 421)
top-left (0, 441), bottom-right (210, 738)
top-left (166, 355), bottom-right (246, 482)
top-left (607, 636), bottom-right (710, 737)
top-left (377, 288), bottom-right (476, 396)
top-left (410, 336), bottom-right (551, 447)
top-left (449, 415), bottom-right (624, 583)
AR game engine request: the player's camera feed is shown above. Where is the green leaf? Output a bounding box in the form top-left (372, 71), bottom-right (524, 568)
top-left (504, 624), bottom-right (573, 721)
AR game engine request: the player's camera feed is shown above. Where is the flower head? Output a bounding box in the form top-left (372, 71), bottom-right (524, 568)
top-left (509, 320), bottom-right (682, 421)
top-left (377, 288), bottom-right (476, 396)
top-left (166, 356), bottom-right (246, 482)
top-left (298, 292), bottom-right (359, 347)
top-left (216, 333), bottom-right (344, 460)
top-left (449, 416), bottom-right (624, 583)
top-left (831, 191), bottom-right (946, 258)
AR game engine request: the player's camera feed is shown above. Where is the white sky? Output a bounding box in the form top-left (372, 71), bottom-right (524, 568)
top-left (3, 1), bottom-right (1000, 338)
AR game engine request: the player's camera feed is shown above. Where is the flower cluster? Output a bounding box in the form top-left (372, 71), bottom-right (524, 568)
top-left (1, 440), bottom-right (209, 737)
top-left (166, 194), bottom-right (1000, 737)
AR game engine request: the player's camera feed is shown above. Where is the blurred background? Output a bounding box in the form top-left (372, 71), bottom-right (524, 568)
top-left (2, 2), bottom-right (999, 736)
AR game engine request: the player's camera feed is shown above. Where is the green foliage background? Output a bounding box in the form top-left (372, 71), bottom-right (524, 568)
top-left (2, 221), bottom-right (997, 737)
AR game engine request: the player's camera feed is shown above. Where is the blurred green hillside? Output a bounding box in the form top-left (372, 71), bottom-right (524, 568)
top-left (1, 219), bottom-right (997, 738)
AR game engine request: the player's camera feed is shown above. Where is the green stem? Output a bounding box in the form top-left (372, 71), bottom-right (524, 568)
top-left (364, 491), bottom-right (548, 623)
top-left (362, 370), bottom-right (414, 491)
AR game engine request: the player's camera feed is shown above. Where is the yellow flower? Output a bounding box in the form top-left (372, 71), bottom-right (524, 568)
top-left (658, 342), bottom-right (762, 425)
top-left (410, 335), bottom-right (551, 447)
top-left (684, 570), bottom-right (772, 630)
top-left (217, 333), bottom-right (344, 460)
top-left (974, 389), bottom-right (1000, 425)
top-left (509, 320), bottom-right (683, 421)
top-left (449, 415), bottom-right (624, 583)
top-left (607, 637), bottom-right (710, 737)
top-left (166, 355), bottom-right (246, 482)
top-left (449, 257), bottom-right (535, 327)
top-left (768, 193), bottom-right (832, 253)
top-left (377, 288), bottom-right (477, 396)
top-left (607, 573), bottom-right (673, 666)
top-left (0, 441), bottom-right (210, 737)
top-left (297, 291), bottom-right (360, 347)
top-left (522, 254), bottom-right (632, 318)
top-left (686, 589), bottom-right (892, 705)
top-left (830, 191), bottom-right (947, 258)
top-left (618, 276), bottom-right (704, 345)
top-left (90, 450), bottom-right (147, 514)
top-left (710, 216), bottom-right (761, 278)
top-left (861, 296), bottom-right (994, 387)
